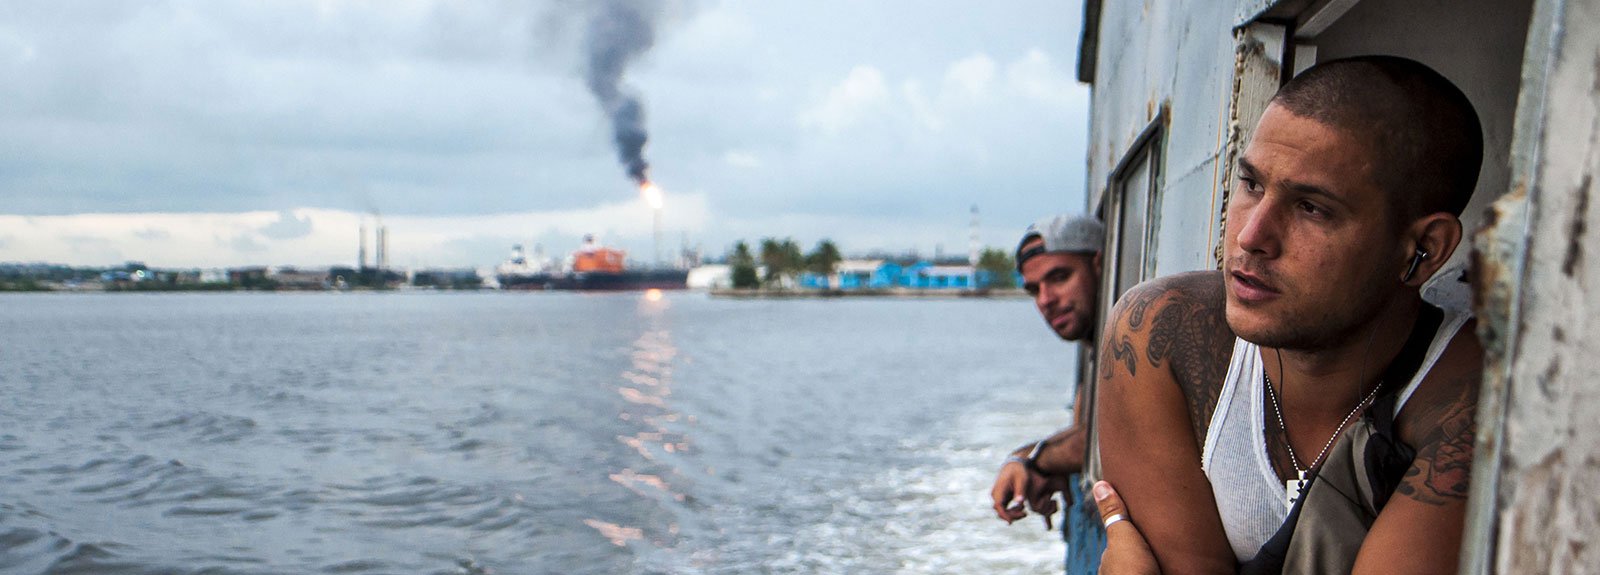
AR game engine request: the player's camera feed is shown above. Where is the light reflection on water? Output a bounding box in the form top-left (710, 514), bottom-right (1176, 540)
top-left (0, 291), bottom-right (1072, 574)
top-left (589, 292), bottom-right (689, 551)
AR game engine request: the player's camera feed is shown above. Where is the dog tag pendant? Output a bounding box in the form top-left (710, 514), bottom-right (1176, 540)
top-left (1285, 471), bottom-right (1307, 511)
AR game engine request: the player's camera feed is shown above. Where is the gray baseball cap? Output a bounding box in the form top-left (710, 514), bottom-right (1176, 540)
top-left (1016, 215), bottom-right (1104, 271)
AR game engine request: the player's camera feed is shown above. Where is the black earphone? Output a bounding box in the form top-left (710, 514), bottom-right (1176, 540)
top-left (1401, 248), bottom-right (1429, 283)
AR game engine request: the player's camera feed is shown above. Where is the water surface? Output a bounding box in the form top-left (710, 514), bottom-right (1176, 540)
top-left (0, 292), bottom-right (1077, 574)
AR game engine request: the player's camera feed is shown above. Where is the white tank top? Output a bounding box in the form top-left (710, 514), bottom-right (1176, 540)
top-left (1199, 308), bottom-right (1471, 562)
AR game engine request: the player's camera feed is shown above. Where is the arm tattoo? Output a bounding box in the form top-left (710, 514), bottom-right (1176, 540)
top-left (1146, 304), bottom-right (1183, 365)
top-left (1397, 373), bottom-right (1479, 505)
top-left (1102, 335), bottom-right (1138, 379)
top-left (1098, 273), bottom-right (1232, 448)
top-left (1126, 289), bottom-right (1158, 330)
top-left (1100, 286), bottom-right (1165, 381)
top-left (1134, 275), bottom-right (1232, 444)
top-left (1164, 279), bottom-right (1233, 446)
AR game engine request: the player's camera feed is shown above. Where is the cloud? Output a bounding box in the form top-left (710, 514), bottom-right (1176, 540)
top-left (799, 51), bottom-right (1068, 138)
top-left (0, 1), bottom-right (653, 216)
top-left (229, 234), bottom-right (268, 253)
top-left (722, 150), bottom-right (761, 168)
top-left (1005, 49), bottom-right (1077, 107)
top-left (133, 228), bottom-right (170, 240)
top-left (60, 235), bottom-right (122, 262)
top-left (259, 210), bottom-right (313, 239)
top-left (0, 1), bottom-right (1092, 264)
top-left (901, 80), bottom-right (944, 132)
top-left (943, 54), bottom-right (996, 100)
top-left (0, 194), bottom-right (712, 268)
top-left (799, 65), bottom-right (890, 134)
top-left (0, 28), bottom-right (35, 65)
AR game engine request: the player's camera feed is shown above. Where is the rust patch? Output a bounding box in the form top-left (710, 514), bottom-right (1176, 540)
top-left (1593, 50), bottom-right (1600, 93)
top-left (1480, 192), bottom-right (1503, 230)
top-left (1472, 181), bottom-right (1528, 357)
top-left (1472, 183), bottom-right (1523, 315)
top-left (1563, 174), bottom-right (1591, 277)
top-left (1539, 356), bottom-right (1561, 399)
top-left (1470, 249), bottom-right (1494, 320)
top-left (1508, 450), bottom-right (1566, 573)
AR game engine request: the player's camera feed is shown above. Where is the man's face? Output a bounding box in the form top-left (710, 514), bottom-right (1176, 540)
top-left (1223, 104), bottom-right (1407, 349)
top-left (1020, 239), bottom-right (1101, 342)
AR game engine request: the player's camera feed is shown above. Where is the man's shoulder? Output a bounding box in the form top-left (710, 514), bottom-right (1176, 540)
top-left (1399, 314), bottom-right (1482, 429)
top-left (1393, 316), bottom-right (1483, 504)
top-left (1116, 271), bottom-right (1228, 316)
top-left (1101, 271), bottom-right (1235, 439)
top-left (1105, 271), bottom-right (1231, 351)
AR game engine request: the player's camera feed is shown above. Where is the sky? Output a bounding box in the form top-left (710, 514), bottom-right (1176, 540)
top-left (0, 0), bottom-right (1091, 269)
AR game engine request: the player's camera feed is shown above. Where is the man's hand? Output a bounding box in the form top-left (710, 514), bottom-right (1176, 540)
top-left (991, 459), bottom-right (1033, 524)
top-left (989, 460), bottom-right (1068, 529)
top-left (1093, 480), bottom-right (1160, 575)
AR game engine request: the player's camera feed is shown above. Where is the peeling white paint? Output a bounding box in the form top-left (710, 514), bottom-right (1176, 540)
top-left (1473, 0), bottom-right (1600, 572)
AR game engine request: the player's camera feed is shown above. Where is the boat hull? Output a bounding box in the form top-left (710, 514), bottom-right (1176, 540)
top-left (499, 270), bottom-right (688, 291)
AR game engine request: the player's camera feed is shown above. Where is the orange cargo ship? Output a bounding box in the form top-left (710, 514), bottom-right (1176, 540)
top-left (498, 236), bottom-right (687, 291)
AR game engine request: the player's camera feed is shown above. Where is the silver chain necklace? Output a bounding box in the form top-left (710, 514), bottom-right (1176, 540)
top-left (1264, 370), bottom-right (1383, 511)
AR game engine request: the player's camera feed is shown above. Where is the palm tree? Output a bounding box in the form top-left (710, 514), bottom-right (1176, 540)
top-left (730, 241), bottom-right (759, 289)
top-left (806, 239), bottom-right (843, 288)
top-left (759, 237), bottom-right (805, 287)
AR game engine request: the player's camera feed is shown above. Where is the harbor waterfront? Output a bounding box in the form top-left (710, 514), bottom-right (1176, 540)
top-left (0, 291), bottom-right (1076, 574)
top-left (708, 288), bottom-right (1030, 299)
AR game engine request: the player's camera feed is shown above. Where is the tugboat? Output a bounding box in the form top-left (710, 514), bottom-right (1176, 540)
top-left (497, 236), bottom-right (688, 291)
top-left (494, 244), bottom-right (558, 289)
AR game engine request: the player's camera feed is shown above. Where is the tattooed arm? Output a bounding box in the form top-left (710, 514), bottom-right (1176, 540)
top-left (1098, 271), bottom-right (1237, 575)
top-left (1353, 320), bottom-right (1482, 574)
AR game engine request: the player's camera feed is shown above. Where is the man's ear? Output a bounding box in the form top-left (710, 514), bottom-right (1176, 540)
top-left (1402, 213), bottom-right (1464, 287)
top-left (1093, 251), bottom-right (1104, 277)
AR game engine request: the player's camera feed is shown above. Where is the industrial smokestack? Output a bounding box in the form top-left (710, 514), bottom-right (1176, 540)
top-left (359, 220), bottom-right (368, 270)
top-left (583, 0), bottom-right (660, 185)
top-left (377, 226), bottom-right (389, 271)
top-left (969, 205), bottom-right (980, 267)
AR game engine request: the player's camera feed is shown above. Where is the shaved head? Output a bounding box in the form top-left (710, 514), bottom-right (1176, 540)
top-left (1271, 56), bottom-right (1483, 226)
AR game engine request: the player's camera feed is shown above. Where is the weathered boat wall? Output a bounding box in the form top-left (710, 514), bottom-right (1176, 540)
top-left (1466, 0), bottom-right (1600, 571)
top-left (1080, 0), bottom-right (1245, 276)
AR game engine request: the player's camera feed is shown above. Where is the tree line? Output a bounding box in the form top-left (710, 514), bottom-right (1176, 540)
top-left (722, 238), bottom-right (1017, 289)
top-left (724, 238), bottom-right (841, 289)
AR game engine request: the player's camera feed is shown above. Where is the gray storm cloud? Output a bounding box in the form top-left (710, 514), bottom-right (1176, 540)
top-left (583, 0), bottom-right (660, 185)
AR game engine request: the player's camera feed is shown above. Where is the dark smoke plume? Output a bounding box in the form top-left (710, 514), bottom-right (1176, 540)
top-left (584, 0), bottom-right (658, 185)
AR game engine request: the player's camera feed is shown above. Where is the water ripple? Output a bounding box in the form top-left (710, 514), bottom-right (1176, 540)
top-left (146, 412), bottom-right (259, 444)
top-left (0, 293), bottom-right (1069, 573)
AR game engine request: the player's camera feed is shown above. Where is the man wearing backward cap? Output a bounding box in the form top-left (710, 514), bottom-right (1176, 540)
top-left (988, 214), bottom-right (1107, 559)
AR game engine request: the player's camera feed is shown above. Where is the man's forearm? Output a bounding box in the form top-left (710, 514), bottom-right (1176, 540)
top-left (1007, 383), bottom-right (1090, 475)
top-left (1011, 425), bottom-right (1087, 477)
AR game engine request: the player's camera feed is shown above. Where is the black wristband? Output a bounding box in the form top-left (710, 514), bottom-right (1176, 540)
top-left (1025, 439), bottom-right (1046, 472)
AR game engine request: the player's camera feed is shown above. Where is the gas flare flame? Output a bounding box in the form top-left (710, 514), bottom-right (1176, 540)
top-left (640, 182), bottom-right (664, 210)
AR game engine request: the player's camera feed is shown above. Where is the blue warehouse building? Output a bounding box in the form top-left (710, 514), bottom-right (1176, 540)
top-left (799, 259), bottom-right (1018, 291)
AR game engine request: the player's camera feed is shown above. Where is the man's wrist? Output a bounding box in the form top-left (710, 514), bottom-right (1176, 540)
top-left (1025, 439), bottom-right (1048, 473)
top-left (1004, 439), bottom-right (1048, 473)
